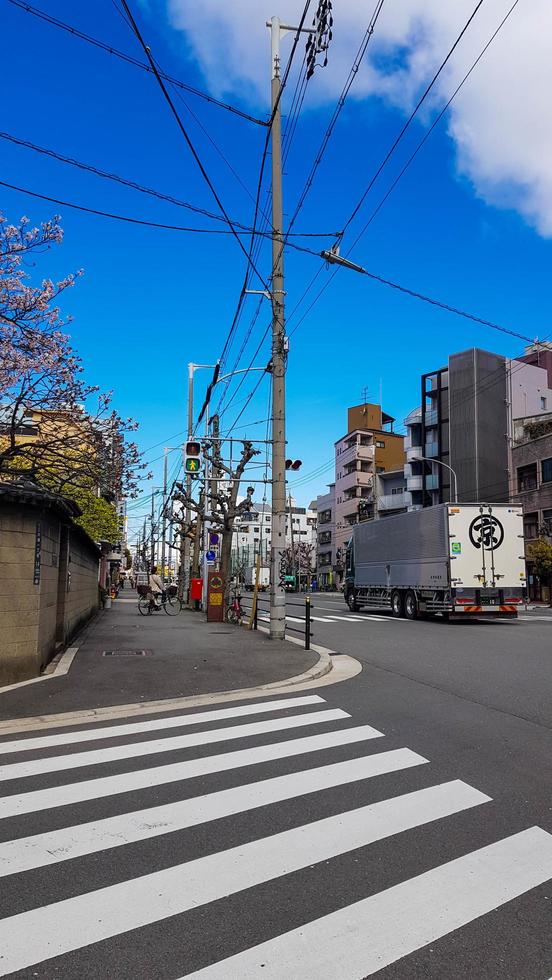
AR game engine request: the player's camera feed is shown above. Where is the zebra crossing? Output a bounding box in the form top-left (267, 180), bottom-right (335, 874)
top-left (0, 692), bottom-right (550, 977)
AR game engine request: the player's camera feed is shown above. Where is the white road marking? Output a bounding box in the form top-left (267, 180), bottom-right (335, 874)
top-left (0, 749), bottom-right (428, 877)
top-left (0, 780), bottom-right (488, 976)
top-left (184, 826), bottom-right (552, 979)
top-left (0, 724), bottom-right (384, 819)
top-left (0, 695), bottom-right (325, 757)
top-left (286, 616), bottom-right (305, 624)
top-left (311, 616), bottom-right (337, 623)
top-left (0, 709), bottom-right (349, 783)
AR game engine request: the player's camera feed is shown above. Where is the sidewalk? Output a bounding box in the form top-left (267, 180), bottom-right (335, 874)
top-left (0, 590), bottom-right (322, 722)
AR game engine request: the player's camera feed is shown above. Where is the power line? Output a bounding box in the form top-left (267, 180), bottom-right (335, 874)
top-left (345, 0), bottom-right (523, 253)
top-left (7, 0), bottom-right (267, 127)
top-left (340, 0), bottom-right (486, 238)
top-left (118, 0), bottom-right (269, 289)
top-left (287, 0), bottom-right (525, 343)
top-left (286, 0), bottom-right (388, 242)
top-left (0, 179), bottom-right (266, 237)
top-left (196, 2), bottom-right (314, 419)
top-left (0, 179), bottom-right (333, 248)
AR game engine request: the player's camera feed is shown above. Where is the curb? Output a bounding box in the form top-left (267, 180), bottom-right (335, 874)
top-left (0, 647), bottom-right (352, 736)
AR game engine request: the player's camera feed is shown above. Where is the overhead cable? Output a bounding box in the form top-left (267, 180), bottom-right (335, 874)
top-left (7, 0), bottom-right (267, 126)
top-left (118, 0), bottom-right (269, 289)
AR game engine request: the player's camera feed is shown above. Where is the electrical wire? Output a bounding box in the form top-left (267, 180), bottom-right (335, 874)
top-left (7, 0), bottom-right (266, 127)
top-left (118, 0), bottom-right (270, 289)
top-left (0, 179), bottom-right (333, 248)
top-left (348, 0), bottom-right (522, 248)
top-left (339, 0), bottom-right (486, 238)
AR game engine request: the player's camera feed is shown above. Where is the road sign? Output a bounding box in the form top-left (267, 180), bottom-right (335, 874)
top-left (209, 532), bottom-right (219, 545)
top-left (206, 549), bottom-right (216, 562)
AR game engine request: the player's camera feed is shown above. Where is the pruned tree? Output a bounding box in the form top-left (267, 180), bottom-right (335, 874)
top-left (527, 538), bottom-right (552, 607)
top-left (0, 213), bottom-right (144, 499)
top-left (282, 542), bottom-right (315, 584)
top-left (175, 438), bottom-right (260, 616)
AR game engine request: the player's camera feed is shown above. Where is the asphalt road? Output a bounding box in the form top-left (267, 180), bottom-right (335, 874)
top-left (0, 597), bottom-right (551, 978)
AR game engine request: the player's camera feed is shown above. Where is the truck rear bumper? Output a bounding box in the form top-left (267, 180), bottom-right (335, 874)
top-left (453, 604), bottom-right (518, 616)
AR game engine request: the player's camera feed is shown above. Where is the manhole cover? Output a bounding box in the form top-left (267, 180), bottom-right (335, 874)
top-left (101, 649), bottom-right (153, 657)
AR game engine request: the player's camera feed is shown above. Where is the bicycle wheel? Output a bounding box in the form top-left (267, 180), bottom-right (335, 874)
top-left (163, 596), bottom-right (182, 616)
top-left (138, 597), bottom-right (151, 616)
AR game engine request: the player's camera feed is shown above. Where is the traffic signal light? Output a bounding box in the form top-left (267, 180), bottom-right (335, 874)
top-left (285, 459), bottom-right (302, 471)
top-left (185, 440), bottom-right (202, 475)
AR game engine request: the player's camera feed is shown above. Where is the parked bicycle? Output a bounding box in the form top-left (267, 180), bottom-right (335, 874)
top-left (138, 591), bottom-right (182, 616)
top-left (227, 592), bottom-right (245, 625)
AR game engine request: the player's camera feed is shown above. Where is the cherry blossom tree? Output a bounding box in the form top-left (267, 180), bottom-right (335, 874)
top-left (0, 213), bottom-right (143, 499)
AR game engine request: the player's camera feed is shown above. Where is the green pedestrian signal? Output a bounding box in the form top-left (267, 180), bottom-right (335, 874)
top-left (185, 440), bottom-right (202, 476)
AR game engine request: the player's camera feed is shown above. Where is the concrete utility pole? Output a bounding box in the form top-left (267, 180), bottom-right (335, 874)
top-left (180, 363), bottom-right (194, 601)
top-left (268, 15), bottom-right (287, 641)
top-left (150, 491), bottom-right (155, 570)
top-left (161, 448), bottom-right (168, 582)
top-left (267, 15), bottom-right (316, 639)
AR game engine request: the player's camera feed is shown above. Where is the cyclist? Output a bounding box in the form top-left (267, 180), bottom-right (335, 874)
top-left (148, 565), bottom-right (164, 610)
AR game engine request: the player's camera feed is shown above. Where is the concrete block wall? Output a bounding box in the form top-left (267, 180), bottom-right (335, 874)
top-left (0, 494), bottom-right (100, 686)
top-left (64, 528), bottom-right (100, 641)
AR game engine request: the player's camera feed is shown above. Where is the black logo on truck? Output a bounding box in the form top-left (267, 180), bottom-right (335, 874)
top-left (469, 515), bottom-right (504, 550)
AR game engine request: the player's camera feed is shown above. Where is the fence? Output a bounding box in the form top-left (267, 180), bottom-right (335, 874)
top-left (239, 592), bottom-right (313, 650)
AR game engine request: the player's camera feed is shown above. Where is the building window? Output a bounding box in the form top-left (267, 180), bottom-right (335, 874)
top-left (253, 527), bottom-right (260, 532)
top-left (376, 466), bottom-right (385, 474)
top-left (542, 509), bottom-right (552, 535)
top-left (391, 487), bottom-right (403, 495)
top-left (523, 513), bottom-right (539, 540)
top-left (376, 440), bottom-right (385, 448)
top-left (542, 458), bottom-right (552, 484)
top-left (541, 397), bottom-right (547, 410)
top-left (517, 463), bottom-right (537, 492)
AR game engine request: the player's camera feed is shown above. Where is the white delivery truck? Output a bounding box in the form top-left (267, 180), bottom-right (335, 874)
top-left (244, 565), bottom-right (270, 591)
top-left (344, 503), bottom-right (527, 620)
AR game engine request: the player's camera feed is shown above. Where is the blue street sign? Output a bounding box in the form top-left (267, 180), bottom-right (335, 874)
top-left (206, 549), bottom-right (216, 562)
top-left (209, 533), bottom-right (219, 545)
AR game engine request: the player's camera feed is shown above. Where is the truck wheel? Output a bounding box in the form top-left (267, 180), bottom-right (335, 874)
top-left (404, 590), bottom-right (418, 620)
top-left (347, 592), bottom-right (360, 612)
top-left (391, 590), bottom-right (404, 618)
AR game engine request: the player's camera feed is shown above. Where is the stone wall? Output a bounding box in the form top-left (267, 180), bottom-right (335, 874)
top-left (0, 485), bottom-right (100, 686)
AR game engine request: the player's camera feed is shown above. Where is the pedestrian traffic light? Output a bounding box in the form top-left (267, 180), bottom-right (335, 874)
top-left (285, 459), bottom-right (302, 470)
top-left (185, 440), bottom-right (202, 475)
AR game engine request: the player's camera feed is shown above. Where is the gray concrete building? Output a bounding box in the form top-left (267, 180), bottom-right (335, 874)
top-left (404, 347), bottom-right (552, 508)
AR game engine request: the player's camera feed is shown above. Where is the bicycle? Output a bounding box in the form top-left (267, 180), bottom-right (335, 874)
top-left (227, 593), bottom-right (244, 625)
top-left (138, 591), bottom-right (182, 616)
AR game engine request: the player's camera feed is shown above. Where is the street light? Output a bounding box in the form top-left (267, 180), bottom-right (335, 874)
top-left (410, 455), bottom-right (459, 504)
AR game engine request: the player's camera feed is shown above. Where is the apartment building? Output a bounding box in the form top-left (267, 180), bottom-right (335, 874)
top-left (316, 483), bottom-right (335, 587)
top-left (332, 403), bottom-right (405, 577)
top-left (511, 413), bottom-right (552, 600)
top-left (232, 496), bottom-right (317, 570)
top-left (404, 347), bottom-right (552, 509)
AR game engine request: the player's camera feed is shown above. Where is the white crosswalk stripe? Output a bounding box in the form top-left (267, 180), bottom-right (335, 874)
top-left (0, 691), bottom-right (550, 978)
top-left (0, 694), bottom-right (326, 756)
top-left (0, 708), bottom-right (349, 782)
top-left (185, 827), bottom-right (552, 979)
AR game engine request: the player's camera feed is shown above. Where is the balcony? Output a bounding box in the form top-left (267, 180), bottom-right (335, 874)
top-left (406, 445), bottom-right (423, 463)
top-left (339, 441), bottom-right (374, 467)
top-left (378, 491), bottom-right (407, 511)
top-left (407, 474), bottom-right (423, 491)
top-left (425, 474), bottom-right (439, 491)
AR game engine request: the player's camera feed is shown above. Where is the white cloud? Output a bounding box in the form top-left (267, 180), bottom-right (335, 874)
top-left (165, 0), bottom-right (552, 236)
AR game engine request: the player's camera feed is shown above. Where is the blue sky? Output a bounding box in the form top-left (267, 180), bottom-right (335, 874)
top-left (3, 0), bottom-right (552, 542)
